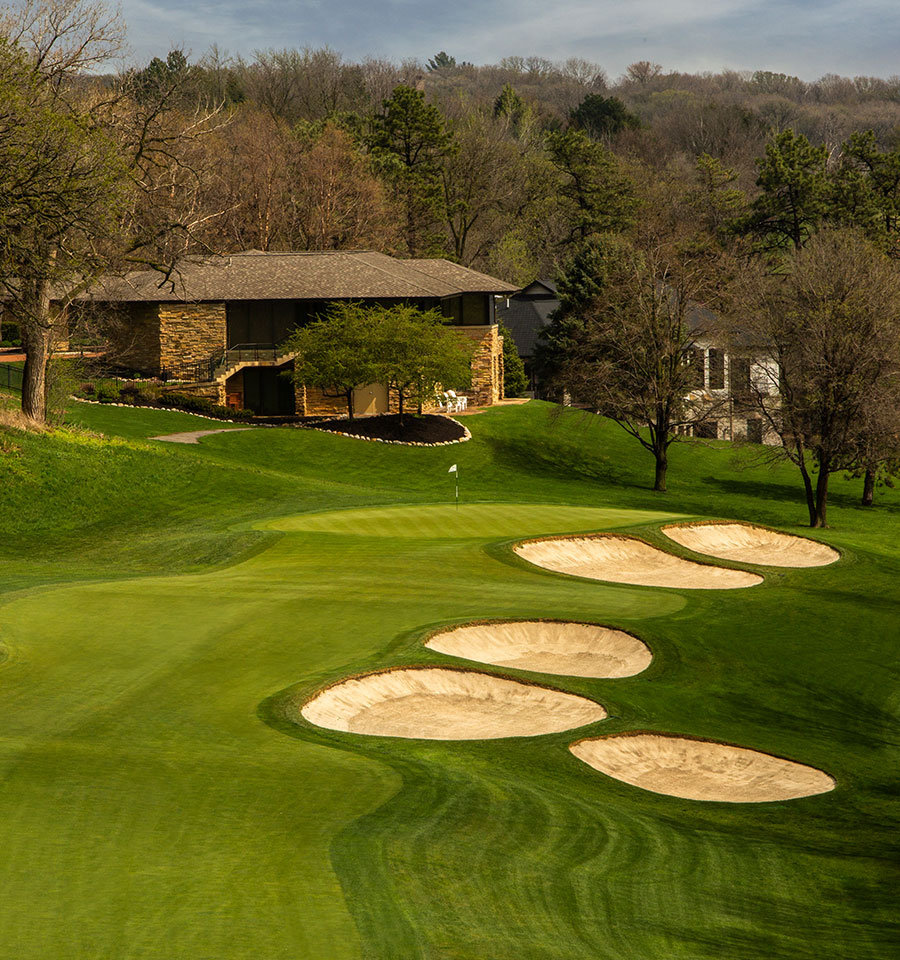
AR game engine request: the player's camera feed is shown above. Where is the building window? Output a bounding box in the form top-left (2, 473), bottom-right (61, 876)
top-left (746, 419), bottom-right (763, 444)
top-left (730, 357), bottom-right (752, 397)
top-left (708, 349), bottom-right (725, 390)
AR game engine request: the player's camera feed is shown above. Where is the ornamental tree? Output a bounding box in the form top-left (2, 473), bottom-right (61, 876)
top-left (285, 303), bottom-right (475, 423)
top-left (283, 302), bottom-right (380, 420)
top-left (370, 305), bottom-right (474, 422)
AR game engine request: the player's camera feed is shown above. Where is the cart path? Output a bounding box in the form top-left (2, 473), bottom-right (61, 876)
top-left (152, 427), bottom-right (256, 444)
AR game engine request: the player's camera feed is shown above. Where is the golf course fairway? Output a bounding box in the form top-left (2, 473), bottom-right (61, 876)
top-left (0, 399), bottom-right (896, 959)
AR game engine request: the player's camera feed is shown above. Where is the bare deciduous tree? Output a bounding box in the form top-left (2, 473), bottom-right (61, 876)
top-left (288, 123), bottom-right (397, 251)
top-left (729, 228), bottom-right (900, 526)
top-left (0, 4), bottom-right (128, 422)
top-left (541, 234), bottom-right (725, 491)
top-left (0, 0), bottom-right (123, 81)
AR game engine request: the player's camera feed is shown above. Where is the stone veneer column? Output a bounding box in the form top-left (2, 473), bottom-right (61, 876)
top-left (158, 302), bottom-right (227, 371)
top-left (451, 324), bottom-right (503, 406)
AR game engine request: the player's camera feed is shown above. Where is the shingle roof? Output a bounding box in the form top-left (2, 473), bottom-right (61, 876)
top-left (88, 251), bottom-right (518, 303)
top-left (520, 279), bottom-right (558, 297)
top-left (496, 297), bottom-right (558, 358)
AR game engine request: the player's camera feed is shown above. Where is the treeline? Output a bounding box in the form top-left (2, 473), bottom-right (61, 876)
top-left (64, 39), bottom-right (900, 282)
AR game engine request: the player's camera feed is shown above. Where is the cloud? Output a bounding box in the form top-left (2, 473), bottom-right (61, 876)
top-left (117, 0), bottom-right (900, 80)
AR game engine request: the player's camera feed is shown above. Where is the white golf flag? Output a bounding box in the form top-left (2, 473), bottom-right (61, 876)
top-left (448, 464), bottom-right (457, 473)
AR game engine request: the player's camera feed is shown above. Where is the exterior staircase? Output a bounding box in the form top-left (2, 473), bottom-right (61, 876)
top-left (162, 344), bottom-right (296, 385)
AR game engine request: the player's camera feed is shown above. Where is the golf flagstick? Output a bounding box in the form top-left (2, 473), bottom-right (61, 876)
top-left (448, 463), bottom-right (458, 509)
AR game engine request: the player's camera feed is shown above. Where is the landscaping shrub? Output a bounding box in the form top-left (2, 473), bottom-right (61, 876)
top-left (95, 386), bottom-right (119, 403)
top-left (73, 381), bottom-right (253, 420)
top-left (157, 392), bottom-right (254, 421)
top-left (157, 392), bottom-right (218, 414)
top-left (117, 383), bottom-right (149, 405)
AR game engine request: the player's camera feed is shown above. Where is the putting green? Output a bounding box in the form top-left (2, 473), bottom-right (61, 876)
top-left (262, 500), bottom-right (680, 538)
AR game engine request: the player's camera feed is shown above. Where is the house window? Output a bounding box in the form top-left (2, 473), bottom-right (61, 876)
top-left (731, 357), bottom-right (752, 397)
top-left (687, 348), bottom-right (705, 389)
top-left (441, 297), bottom-right (463, 324)
top-left (708, 349), bottom-right (725, 390)
top-left (746, 418), bottom-right (763, 443)
top-left (227, 301), bottom-right (300, 347)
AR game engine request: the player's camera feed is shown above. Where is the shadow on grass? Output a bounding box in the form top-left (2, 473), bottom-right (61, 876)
top-left (483, 434), bottom-right (642, 490)
top-left (702, 474), bottom-right (900, 516)
top-left (648, 882), bottom-right (900, 960)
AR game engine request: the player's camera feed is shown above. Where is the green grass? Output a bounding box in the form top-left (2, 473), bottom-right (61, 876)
top-left (0, 399), bottom-right (897, 958)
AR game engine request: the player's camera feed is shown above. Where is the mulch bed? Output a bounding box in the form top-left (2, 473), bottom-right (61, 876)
top-left (310, 413), bottom-right (467, 444)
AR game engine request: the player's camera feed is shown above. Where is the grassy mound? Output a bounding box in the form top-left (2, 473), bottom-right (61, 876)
top-left (0, 397), bottom-right (897, 959)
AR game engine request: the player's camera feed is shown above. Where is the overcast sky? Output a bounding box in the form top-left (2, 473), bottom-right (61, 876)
top-left (118, 0), bottom-right (899, 81)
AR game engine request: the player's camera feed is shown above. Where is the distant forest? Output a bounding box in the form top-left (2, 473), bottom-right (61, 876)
top-left (83, 46), bottom-right (900, 281)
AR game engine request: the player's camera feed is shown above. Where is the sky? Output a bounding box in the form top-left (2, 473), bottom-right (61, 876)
top-left (118, 0), bottom-right (900, 81)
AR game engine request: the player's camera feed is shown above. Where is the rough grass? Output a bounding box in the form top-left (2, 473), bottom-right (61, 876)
top-left (0, 399), bottom-right (897, 958)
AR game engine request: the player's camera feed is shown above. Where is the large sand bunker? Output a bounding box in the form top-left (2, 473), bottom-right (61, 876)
top-left (570, 733), bottom-right (835, 802)
top-left (426, 620), bottom-right (652, 678)
top-left (301, 667), bottom-right (607, 739)
top-left (514, 535), bottom-right (762, 589)
top-left (662, 522), bottom-right (839, 568)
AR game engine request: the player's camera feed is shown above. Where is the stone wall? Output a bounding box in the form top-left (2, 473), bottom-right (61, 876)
top-left (159, 303), bottom-right (227, 372)
top-left (451, 324), bottom-right (503, 406)
top-left (296, 384), bottom-right (351, 418)
top-left (111, 303), bottom-right (161, 374)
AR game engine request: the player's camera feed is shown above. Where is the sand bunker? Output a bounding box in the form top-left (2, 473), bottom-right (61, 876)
top-left (300, 667), bottom-right (607, 739)
top-left (426, 620), bottom-right (652, 678)
top-left (570, 733), bottom-right (835, 802)
top-left (662, 522), bottom-right (839, 568)
top-left (514, 535), bottom-right (762, 589)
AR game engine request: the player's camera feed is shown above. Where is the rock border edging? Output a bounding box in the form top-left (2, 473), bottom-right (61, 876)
top-left (70, 397), bottom-right (472, 445)
top-left (299, 416), bottom-right (471, 447)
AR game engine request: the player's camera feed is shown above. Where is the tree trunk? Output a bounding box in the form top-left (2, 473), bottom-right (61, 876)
top-left (653, 409), bottom-right (668, 492)
top-left (862, 466), bottom-right (876, 506)
top-left (654, 453), bottom-right (667, 492)
top-left (20, 279), bottom-right (53, 423)
top-left (346, 388), bottom-right (354, 421)
top-left (397, 390), bottom-right (405, 426)
top-left (811, 458), bottom-right (830, 528)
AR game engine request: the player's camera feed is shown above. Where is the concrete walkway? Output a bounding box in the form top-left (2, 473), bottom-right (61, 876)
top-left (152, 427), bottom-right (256, 444)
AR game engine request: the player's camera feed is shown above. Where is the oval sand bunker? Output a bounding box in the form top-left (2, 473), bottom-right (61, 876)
top-left (426, 620), bottom-right (652, 678)
top-left (570, 733), bottom-right (835, 802)
top-left (663, 522), bottom-right (839, 568)
top-left (514, 535), bottom-right (762, 589)
top-left (301, 667), bottom-right (607, 739)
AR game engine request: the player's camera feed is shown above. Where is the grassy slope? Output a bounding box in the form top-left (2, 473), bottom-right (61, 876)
top-left (0, 400), bottom-right (897, 959)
